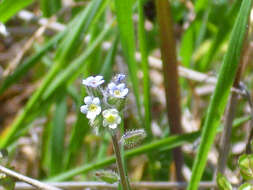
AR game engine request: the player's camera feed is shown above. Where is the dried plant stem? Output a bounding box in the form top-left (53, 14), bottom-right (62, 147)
top-left (111, 133), bottom-right (131, 190)
top-left (0, 165), bottom-right (62, 190)
top-left (6, 181), bottom-right (218, 190)
top-left (217, 93), bottom-right (239, 174)
top-left (155, 0), bottom-right (184, 181)
top-left (217, 26), bottom-right (249, 174)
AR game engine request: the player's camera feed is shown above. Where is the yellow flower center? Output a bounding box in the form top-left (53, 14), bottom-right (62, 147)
top-left (114, 90), bottom-right (121, 96)
top-left (89, 104), bottom-right (97, 112)
top-left (106, 114), bottom-right (116, 123)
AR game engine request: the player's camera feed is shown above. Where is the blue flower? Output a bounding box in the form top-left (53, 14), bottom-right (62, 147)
top-left (82, 76), bottom-right (105, 88)
top-left (114, 74), bottom-right (126, 84)
top-left (108, 82), bottom-right (128, 98)
top-left (80, 96), bottom-right (101, 120)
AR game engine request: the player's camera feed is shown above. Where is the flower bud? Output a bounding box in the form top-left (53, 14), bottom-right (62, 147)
top-left (216, 173), bottom-right (232, 190)
top-left (95, 170), bottom-right (119, 184)
top-left (238, 154), bottom-right (253, 180)
top-left (239, 183), bottom-right (253, 190)
top-left (121, 129), bottom-right (146, 148)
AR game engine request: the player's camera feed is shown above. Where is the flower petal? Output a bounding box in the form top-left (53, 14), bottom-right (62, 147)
top-left (117, 83), bottom-right (125, 90)
top-left (84, 96), bottom-right (92, 104)
top-left (95, 75), bottom-right (103, 81)
top-left (87, 112), bottom-right (96, 120)
top-left (109, 124), bottom-right (117, 129)
top-left (93, 97), bottom-right (100, 105)
top-left (108, 82), bottom-right (116, 90)
top-left (80, 105), bottom-right (88, 114)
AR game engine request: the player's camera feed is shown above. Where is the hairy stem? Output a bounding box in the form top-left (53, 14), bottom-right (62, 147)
top-left (111, 133), bottom-right (131, 190)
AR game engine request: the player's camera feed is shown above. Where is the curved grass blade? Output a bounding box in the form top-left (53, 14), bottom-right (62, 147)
top-left (187, 0), bottom-right (253, 189)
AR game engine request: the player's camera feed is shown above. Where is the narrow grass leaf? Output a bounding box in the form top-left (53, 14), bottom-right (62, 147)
top-left (0, 0), bottom-right (34, 23)
top-left (49, 93), bottom-right (67, 176)
top-left (187, 1), bottom-right (253, 189)
top-left (137, 0), bottom-right (151, 138)
top-left (114, 0), bottom-right (142, 123)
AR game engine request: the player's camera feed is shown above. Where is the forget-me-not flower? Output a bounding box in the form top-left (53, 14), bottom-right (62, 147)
top-left (102, 109), bottom-right (121, 129)
top-left (114, 74), bottom-right (126, 84)
top-left (80, 96), bottom-right (101, 120)
top-left (82, 76), bottom-right (105, 88)
top-left (108, 82), bottom-right (128, 99)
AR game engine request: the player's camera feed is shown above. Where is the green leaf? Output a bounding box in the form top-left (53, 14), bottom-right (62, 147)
top-left (0, 0), bottom-right (34, 23)
top-left (216, 173), bottom-right (232, 190)
top-left (187, 0), bottom-right (253, 189)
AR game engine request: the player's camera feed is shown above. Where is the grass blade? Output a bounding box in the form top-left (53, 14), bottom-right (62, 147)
top-left (137, 0), bottom-right (151, 138)
top-left (0, 0), bottom-right (34, 23)
top-left (49, 92), bottom-right (67, 176)
top-left (114, 0), bottom-right (142, 123)
top-left (187, 0), bottom-right (253, 189)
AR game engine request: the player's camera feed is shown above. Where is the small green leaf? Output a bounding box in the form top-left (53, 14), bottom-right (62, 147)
top-left (216, 173), bottom-right (232, 190)
top-left (95, 170), bottom-right (119, 184)
top-left (238, 154), bottom-right (253, 180)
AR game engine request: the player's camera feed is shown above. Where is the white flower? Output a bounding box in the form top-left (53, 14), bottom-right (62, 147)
top-left (108, 82), bottom-right (128, 98)
top-left (82, 75), bottom-right (105, 88)
top-left (80, 96), bottom-right (101, 120)
top-left (102, 109), bottom-right (121, 129)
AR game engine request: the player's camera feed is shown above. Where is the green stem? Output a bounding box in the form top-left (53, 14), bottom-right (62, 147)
top-left (111, 133), bottom-right (131, 190)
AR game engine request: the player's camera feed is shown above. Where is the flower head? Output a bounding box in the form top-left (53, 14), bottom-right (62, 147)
top-left (102, 109), bottom-right (121, 129)
top-left (114, 74), bottom-right (126, 84)
top-left (80, 96), bottom-right (101, 120)
top-left (82, 75), bottom-right (104, 88)
top-left (108, 82), bottom-right (128, 99)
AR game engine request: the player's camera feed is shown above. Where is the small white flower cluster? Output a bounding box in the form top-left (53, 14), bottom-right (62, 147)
top-left (80, 74), bottom-right (128, 130)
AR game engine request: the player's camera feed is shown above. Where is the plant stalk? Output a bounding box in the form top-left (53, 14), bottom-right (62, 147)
top-left (111, 133), bottom-right (131, 190)
top-left (155, 0), bottom-right (184, 181)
